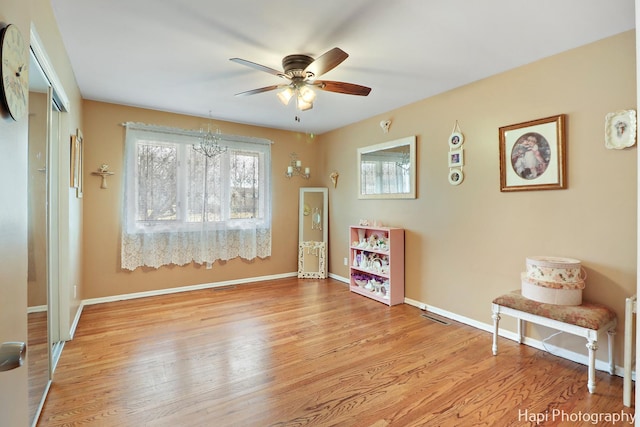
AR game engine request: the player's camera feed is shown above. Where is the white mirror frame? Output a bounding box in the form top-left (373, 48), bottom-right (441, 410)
top-left (298, 187), bottom-right (328, 278)
top-left (357, 135), bottom-right (416, 199)
top-left (298, 241), bottom-right (326, 279)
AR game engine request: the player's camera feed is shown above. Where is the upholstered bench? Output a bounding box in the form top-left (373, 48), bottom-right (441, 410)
top-left (492, 290), bottom-right (617, 393)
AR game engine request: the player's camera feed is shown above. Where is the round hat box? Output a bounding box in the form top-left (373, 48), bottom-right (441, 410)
top-left (521, 274), bottom-right (582, 306)
top-left (526, 256), bottom-right (585, 285)
top-left (520, 272), bottom-right (585, 291)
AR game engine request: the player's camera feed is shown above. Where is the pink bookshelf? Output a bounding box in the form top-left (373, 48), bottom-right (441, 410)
top-left (349, 225), bottom-right (404, 306)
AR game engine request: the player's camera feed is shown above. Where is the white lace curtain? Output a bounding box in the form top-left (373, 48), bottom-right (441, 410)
top-left (361, 157), bottom-right (410, 195)
top-left (121, 122), bottom-right (272, 270)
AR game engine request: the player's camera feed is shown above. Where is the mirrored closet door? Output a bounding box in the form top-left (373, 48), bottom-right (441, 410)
top-left (28, 31), bottom-right (68, 426)
top-left (28, 49), bottom-right (53, 427)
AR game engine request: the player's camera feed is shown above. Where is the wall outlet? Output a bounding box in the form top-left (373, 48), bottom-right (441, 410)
top-left (343, 257), bottom-right (348, 266)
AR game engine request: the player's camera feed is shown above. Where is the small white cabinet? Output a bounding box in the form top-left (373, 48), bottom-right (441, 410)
top-left (349, 226), bottom-right (404, 306)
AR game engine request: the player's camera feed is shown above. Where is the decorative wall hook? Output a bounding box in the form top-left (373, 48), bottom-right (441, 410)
top-left (330, 171), bottom-right (339, 188)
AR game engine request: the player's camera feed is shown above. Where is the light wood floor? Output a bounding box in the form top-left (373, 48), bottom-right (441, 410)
top-left (28, 311), bottom-right (49, 422)
top-left (38, 278), bottom-right (633, 426)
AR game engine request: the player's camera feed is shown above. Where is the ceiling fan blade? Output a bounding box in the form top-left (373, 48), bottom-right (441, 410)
top-left (229, 58), bottom-right (286, 78)
top-left (304, 47), bottom-right (349, 78)
top-left (234, 84), bottom-right (285, 96)
top-left (316, 81), bottom-right (371, 96)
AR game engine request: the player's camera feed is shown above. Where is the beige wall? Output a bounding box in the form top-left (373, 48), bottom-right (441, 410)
top-left (321, 31), bottom-right (637, 363)
top-left (82, 101), bottom-right (321, 298)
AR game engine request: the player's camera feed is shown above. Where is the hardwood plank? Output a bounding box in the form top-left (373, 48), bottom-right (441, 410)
top-left (38, 278), bottom-right (633, 426)
top-left (28, 311), bottom-right (49, 421)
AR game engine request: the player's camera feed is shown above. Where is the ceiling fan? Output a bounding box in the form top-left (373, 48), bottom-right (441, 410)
top-left (230, 47), bottom-right (371, 111)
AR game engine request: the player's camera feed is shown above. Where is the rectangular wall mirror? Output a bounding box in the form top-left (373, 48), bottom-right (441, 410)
top-left (357, 135), bottom-right (416, 199)
top-left (298, 187), bottom-right (328, 278)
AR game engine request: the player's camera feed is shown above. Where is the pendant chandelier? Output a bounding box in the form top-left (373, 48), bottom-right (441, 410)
top-left (194, 112), bottom-right (227, 158)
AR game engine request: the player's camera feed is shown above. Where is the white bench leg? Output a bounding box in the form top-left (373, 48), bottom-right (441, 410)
top-left (492, 309), bottom-right (500, 356)
top-left (517, 319), bottom-right (524, 344)
top-left (607, 329), bottom-right (615, 375)
top-left (586, 339), bottom-right (598, 394)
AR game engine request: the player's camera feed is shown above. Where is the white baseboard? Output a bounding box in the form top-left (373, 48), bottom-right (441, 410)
top-left (328, 273), bottom-right (349, 283)
top-left (69, 303), bottom-right (83, 340)
top-left (404, 297), bottom-right (628, 378)
top-left (27, 305), bottom-right (47, 314)
top-left (81, 272), bottom-right (298, 306)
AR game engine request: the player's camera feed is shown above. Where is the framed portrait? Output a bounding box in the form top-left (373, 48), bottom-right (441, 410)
top-left (448, 168), bottom-right (463, 186)
top-left (605, 110), bottom-right (636, 149)
top-left (499, 114), bottom-right (566, 192)
top-left (449, 132), bottom-right (464, 149)
top-left (448, 149), bottom-right (464, 167)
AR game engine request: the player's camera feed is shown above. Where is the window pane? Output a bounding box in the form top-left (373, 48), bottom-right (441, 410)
top-left (362, 160), bottom-right (409, 194)
top-left (187, 149), bottom-right (223, 222)
top-left (381, 161), bottom-right (407, 193)
top-left (124, 124), bottom-right (271, 237)
top-left (361, 161), bottom-right (377, 195)
top-left (230, 150), bottom-right (260, 219)
top-left (136, 143), bottom-right (178, 222)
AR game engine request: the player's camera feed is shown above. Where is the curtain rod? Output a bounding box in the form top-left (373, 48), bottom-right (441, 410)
top-left (121, 122), bottom-right (273, 145)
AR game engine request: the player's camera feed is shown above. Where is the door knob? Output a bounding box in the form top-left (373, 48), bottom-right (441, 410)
top-left (0, 342), bottom-right (26, 372)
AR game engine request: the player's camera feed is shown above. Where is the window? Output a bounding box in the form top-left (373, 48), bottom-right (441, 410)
top-left (121, 122), bottom-right (272, 270)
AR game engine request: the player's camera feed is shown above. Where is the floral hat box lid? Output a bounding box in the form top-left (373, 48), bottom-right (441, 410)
top-left (525, 256), bottom-right (584, 285)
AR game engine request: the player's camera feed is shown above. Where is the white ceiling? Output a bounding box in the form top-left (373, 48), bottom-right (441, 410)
top-left (50, 0), bottom-right (635, 135)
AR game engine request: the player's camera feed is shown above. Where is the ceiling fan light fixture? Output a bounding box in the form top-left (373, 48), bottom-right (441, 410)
top-left (297, 97), bottom-right (313, 111)
top-left (231, 47), bottom-right (370, 113)
top-left (298, 85), bottom-right (316, 104)
top-left (277, 87), bottom-right (294, 105)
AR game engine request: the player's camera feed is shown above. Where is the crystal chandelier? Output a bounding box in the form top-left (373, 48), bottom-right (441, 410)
top-left (193, 112), bottom-right (227, 158)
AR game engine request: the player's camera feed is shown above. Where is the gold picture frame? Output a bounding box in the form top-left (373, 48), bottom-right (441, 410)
top-left (499, 114), bottom-right (566, 192)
